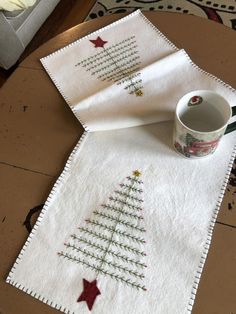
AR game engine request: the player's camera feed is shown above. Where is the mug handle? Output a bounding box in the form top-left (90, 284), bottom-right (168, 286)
top-left (225, 106), bottom-right (236, 135)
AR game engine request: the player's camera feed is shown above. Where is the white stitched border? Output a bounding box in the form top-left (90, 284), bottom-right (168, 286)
top-left (7, 10), bottom-right (236, 314)
top-left (6, 132), bottom-right (88, 314)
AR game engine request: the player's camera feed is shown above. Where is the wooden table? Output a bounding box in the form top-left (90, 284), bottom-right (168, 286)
top-left (0, 12), bottom-right (236, 314)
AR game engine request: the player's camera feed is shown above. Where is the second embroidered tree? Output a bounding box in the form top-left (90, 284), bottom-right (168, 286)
top-left (58, 170), bottom-right (147, 310)
top-left (76, 36), bottom-right (144, 96)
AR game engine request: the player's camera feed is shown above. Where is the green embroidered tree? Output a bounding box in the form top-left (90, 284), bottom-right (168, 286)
top-left (76, 36), bottom-right (143, 96)
top-left (58, 170), bottom-right (147, 310)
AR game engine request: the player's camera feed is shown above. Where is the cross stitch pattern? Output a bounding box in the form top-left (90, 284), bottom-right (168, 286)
top-left (58, 170), bottom-right (147, 310)
top-left (75, 36), bottom-right (143, 96)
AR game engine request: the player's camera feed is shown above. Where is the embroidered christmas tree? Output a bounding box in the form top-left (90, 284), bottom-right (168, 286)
top-left (58, 170), bottom-right (147, 310)
top-left (76, 36), bottom-right (144, 96)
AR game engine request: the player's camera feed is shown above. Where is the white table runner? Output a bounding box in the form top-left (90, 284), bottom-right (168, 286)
top-left (6, 11), bottom-right (236, 314)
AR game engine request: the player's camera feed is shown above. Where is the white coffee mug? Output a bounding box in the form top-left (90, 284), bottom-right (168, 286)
top-left (173, 90), bottom-right (235, 158)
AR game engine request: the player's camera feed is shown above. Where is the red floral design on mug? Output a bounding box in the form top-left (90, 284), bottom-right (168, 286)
top-left (188, 95), bottom-right (203, 107)
top-left (174, 90), bottom-right (232, 158)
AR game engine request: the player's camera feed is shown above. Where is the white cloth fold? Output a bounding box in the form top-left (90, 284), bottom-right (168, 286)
top-left (6, 10), bottom-right (236, 314)
top-left (70, 49), bottom-right (236, 131)
top-left (41, 12), bottom-right (235, 132)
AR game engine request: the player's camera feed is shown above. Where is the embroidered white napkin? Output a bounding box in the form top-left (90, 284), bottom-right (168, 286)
top-left (6, 11), bottom-right (236, 314)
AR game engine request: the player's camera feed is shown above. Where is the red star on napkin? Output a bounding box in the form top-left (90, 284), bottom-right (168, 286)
top-left (89, 36), bottom-right (108, 48)
top-left (77, 279), bottom-right (101, 310)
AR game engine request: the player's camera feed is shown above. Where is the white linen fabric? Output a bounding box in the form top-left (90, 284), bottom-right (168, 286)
top-left (6, 10), bottom-right (236, 314)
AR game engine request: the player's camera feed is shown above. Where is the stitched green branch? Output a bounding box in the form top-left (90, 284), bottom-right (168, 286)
top-left (65, 172), bottom-right (146, 289)
top-left (101, 204), bottom-right (143, 220)
top-left (93, 211), bottom-right (146, 232)
top-left (74, 230), bottom-right (146, 256)
top-left (109, 197), bottom-right (143, 211)
top-left (127, 176), bottom-right (143, 184)
top-left (108, 65), bottom-right (141, 82)
top-left (75, 36), bottom-right (136, 66)
top-left (87, 52), bottom-right (138, 75)
top-left (86, 49), bottom-right (138, 71)
top-left (58, 252), bottom-right (146, 291)
top-left (115, 191), bottom-right (143, 203)
top-left (81, 42), bottom-right (137, 68)
top-left (116, 72), bottom-right (141, 85)
top-left (92, 55), bottom-right (140, 77)
top-left (63, 243), bottom-right (145, 279)
top-left (67, 237), bottom-right (146, 268)
top-left (129, 85), bottom-right (144, 94)
top-left (85, 219), bottom-right (145, 243)
top-left (124, 80), bottom-right (142, 90)
top-left (99, 269), bottom-right (146, 291)
top-left (119, 184), bottom-right (143, 193)
top-left (97, 58), bottom-right (140, 79)
top-left (75, 36), bottom-right (143, 97)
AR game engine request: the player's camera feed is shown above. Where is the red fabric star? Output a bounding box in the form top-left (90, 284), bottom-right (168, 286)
top-left (89, 36), bottom-right (108, 48)
top-left (77, 279), bottom-right (101, 310)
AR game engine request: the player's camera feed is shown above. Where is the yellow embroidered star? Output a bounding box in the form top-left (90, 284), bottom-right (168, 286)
top-left (135, 89), bottom-right (143, 97)
top-left (133, 170), bottom-right (141, 177)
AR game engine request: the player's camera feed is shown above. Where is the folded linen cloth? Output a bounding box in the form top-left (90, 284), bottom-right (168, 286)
top-left (6, 10), bottom-right (236, 314)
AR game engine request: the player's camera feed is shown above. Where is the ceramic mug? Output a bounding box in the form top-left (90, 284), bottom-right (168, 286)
top-left (173, 90), bottom-right (236, 158)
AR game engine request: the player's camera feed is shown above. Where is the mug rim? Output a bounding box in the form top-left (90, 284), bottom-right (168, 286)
top-left (176, 90), bottom-right (232, 135)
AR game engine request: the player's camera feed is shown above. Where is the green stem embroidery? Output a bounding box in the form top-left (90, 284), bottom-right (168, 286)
top-left (76, 36), bottom-right (136, 66)
top-left (85, 219), bottom-right (145, 243)
top-left (101, 204), bottom-right (143, 220)
top-left (63, 244), bottom-right (145, 279)
top-left (95, 179), bottom-right (138, 275)
top-left (109, 197), bottom-right (143, 211)
top-left (119, 184), bottom-right (143, 193)
top-left (74, 230), bottom-right (146, 256)
top-left (67, 238), bottom-right (146, 268)
top-left (58, 252), bottom-right (146, 291)
top-left (86, 49), bottom-right (138, 72)
top-left (58, 171), bottom-right (147, 292)
top-left (104, 64), bottom-right (141, 81)
top-left (95, 56), bottom-right (140, 77)
top-left (115, 190), bottom-right (143, 203)
top-left (129, 86), bottom-right (144, 95)
top-left (124, 79), bottom-right (142, 90)
top-left (116, 72), bottom-right (141, 85)
top-left (102, 46), bottom-right (142, 96)
top-left (93, 211), bottom-right (145, 232)
top-left (82, 43), bottom-right (137, 68)
top-left (127, 176), bottom-right (143, 184)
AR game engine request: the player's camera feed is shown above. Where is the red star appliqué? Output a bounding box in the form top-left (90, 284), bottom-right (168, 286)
top-left (77, 279), bottom-right (101, 310)
top-left (89, 36), bottom-right (108, 48)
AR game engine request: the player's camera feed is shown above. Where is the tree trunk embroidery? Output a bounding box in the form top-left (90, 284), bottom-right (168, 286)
top-left (58, 170), bottom-right (147, 310)
top-left (75, 36), bottom-right (144, 96)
